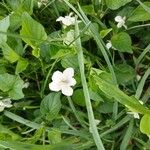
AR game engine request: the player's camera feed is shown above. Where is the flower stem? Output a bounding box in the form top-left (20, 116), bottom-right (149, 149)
top-left (67, 97), bottom-right (87, 128)
top-left (40, 59), bottom-right (58, 98)
top-left (74, 17), bottom-right (105, 150)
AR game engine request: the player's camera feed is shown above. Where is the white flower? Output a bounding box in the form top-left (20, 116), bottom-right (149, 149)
top-left (56, 12), bottom-right (76, 26)
top-left (115, 16), bottom-right (127, 29)
top-left (49, 68), bottom-right (76, 96)
top-left (0, 98), bottom-right (12, 112)
top-left (106, 41), bottom-right (116, 50)
top-left (127, 100), bottom-right (144, 119)
top-left (106, 41), bottom-right (112, 50)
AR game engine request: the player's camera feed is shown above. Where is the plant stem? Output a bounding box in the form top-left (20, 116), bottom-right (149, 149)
top-left (41, 59), bottom-right (58, 98)
top-left (127, 24), bottom-right (150, 30)
top-left (75, 17), bottom-right (105, 150)
top-left (67, 97), bottom-right (87, 128)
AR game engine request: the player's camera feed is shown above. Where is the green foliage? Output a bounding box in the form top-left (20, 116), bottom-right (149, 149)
top-left (91, 70), bottom-right (150, 115)
top-left (1, 43), bottom-right (20, 63)
top-left (140, 114), bottom-right (150, 136)
top-left (0, 124), bottom-right (20, 140)
top-left (16, 58), bottom-right (29, 74)
top-left (114, 64), bottom-right (135, 84)
top-left (0, 16), bottom-right (10, 45)
top-left (48, 129), bottom-right (62, 144)
top-left (0, 0), bottom-right (150, 149)
top-left (20, 12), bottom-right (47, 48)
top-left (105, 0), bottom-right (132, 10)
top-left (0, 140), bottom-right (74, 150)
top-left (6, 0), bottom-right (34, 14)
top-left (111, 32), bottom-right (132, 53)
top-left (40, 93), bottom-right (61, 121)
top-left (0, 73), bottom-right (24, 99)
top-left (72, 89), bottom-right (86, 106)
top-left (100, 28), bottom-right (112, 38)
top-left (128, 2), bottom-right (150, 22)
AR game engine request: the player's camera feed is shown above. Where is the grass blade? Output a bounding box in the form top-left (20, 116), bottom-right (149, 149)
top-left (135, 67), bottom-right (150, 99)
top-left (120, 119), bottom-right (134, 150)
top-left (136, 44), bottom-right (150, 67)
top-left (74, 17), bottom-right (105, 150)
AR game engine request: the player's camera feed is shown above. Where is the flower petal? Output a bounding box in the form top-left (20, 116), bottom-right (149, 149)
top-left (61, 86), bottom-right (73, 96)
top-left (0, 106), bottom-right (4, 112)
top-left (52, 71), bottom-right (63, 82)
top-left (133, 113), bottom-right (140, 119)
top-left (2, 98), bottom-right (12, 108)
top-left (68, 78), bottom-right (76, 86)
top-left (62, 17), bottom-right (72, 26)
top-left (49, 82), bottom-right (61, 92)
top-left (63, 67), bottom-right (74, 78)
top-left (115, 16), bottom-right (123, 22)
top-left (117, 22), bottom-right (124, 28)
top-left (106, 42), bottom-right (112, 50)
top-left (56, 17), bottom-right (64, 22)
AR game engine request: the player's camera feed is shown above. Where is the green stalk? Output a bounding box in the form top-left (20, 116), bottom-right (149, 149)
top-left (40, 59), bottom-right (58, 98)
top-left (135, 67), bottom-right (150, 99)
top-left (67, 97), bottom-right (87, 128)
top-left (75, 17), bottom-right (105, 150)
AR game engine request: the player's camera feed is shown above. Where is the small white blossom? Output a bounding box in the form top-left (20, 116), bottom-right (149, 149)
top-left (106, 41), bottom-right (116, 50)
top-left (106, 41), bottom-right (112, 50)
top-left (56, 12), bottom-right (76, 27)
top-left (127, 100), bottom-right (144, 119)
top-left (0, 98), bottom-right (12, 112)
top-left (49, 68), bottom-right (76, 96)
top-left (115, 16), bottom-right (127, 29)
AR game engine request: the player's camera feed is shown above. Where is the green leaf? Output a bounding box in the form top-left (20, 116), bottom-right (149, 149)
top-left (9, 13), bottom-right (22, 30)
top-left (51, 48), bottom-right (75, 60)
top-left (0, 16), bottom-right (10, 45)
top-left (16, 58), bottom-right (29, 74)
top-left (105, 0), bottom-right (132, 10)
top-left (29, 127), bottom-right (44, 144)
top-left (61, 55), bottom-right (79, 70)
top-left (140, 114), bottom-right (150, 136)
top-left (72, 89), bottom-right (86, 106)
top-left (100, 28), bottom-right (112, 38)
top-left (111, 32), bottom-right (132, 53)
top-left (32, 48), bottom-right (40, 58)
top-left (98, 102), bottom-right (113, 114)
top-left (0, 124), bottom-right (20, 140)
top-left (1, 43), bottom-right (20, 63)
top-left (114, 64), bottom-right (135, 84)
top-left (0, 140), bottom-right (74, 150)
top-left (48, 129), bottom-right (61, 144)
top-left (81, 5), bottom-right (95, 15)
top-left (92, 73), bottom-right (150, 115)
top-left (20, 12), bottom-right (47, 48)
top-left (6, 0), bottom-right (34, 14)
top-left (0, 73), bottom-right (24, 100)
top-left (40, 93), bottom-right (61, 121)
top-left (128, 2), bottom-right (150, 22)
top-left (7, 37), bottom-right (24, 55)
